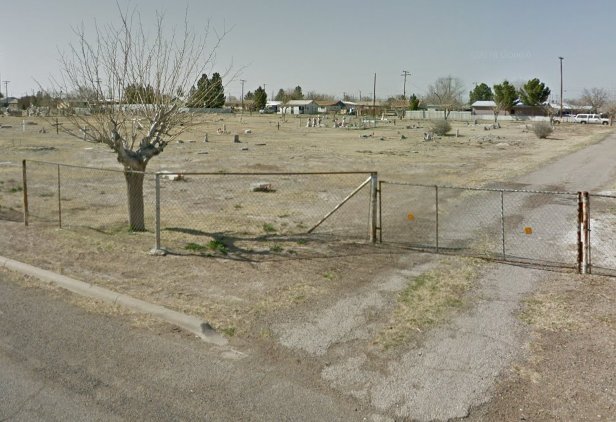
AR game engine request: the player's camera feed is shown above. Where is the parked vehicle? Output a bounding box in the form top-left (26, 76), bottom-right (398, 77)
top-left (573, 113), bottom-right (610, 125)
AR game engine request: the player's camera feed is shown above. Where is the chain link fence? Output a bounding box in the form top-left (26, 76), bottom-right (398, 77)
top-left (23, 160), bottom-right (155, 231)
top-left (22, 161), bottom-right (375, 255)
top-left (153, 172), bottom-right (375, 254)
top-left (17, 161), bottom-right (616, 274)
top-left (589, 194), bottom-right (616, 275)
top-left (380, 182), bottom-right (579, 267)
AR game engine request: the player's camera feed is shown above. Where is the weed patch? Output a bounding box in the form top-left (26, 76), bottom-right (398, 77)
top-left (377, 257), bottom-right (479, 349)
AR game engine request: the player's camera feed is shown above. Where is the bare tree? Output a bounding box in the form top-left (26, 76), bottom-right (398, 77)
top-left (580, 88), bottom-right (609, 113)
top-left (424, 76), bottom-right (464, 120)
top-left (47, 7), bottom-right (230, 231)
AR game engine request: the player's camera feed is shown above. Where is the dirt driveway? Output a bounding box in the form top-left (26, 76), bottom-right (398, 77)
top-left (1, 115), bottom-right (615, 420)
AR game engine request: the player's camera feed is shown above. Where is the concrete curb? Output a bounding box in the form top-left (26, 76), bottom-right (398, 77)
top-left (0, 255), bottom-right (228, 346)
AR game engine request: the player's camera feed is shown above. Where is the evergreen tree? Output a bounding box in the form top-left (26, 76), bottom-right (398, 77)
top-left (291, 85), bottom-right (303, 100)
top-left (518, 78), bottom-right (550, 106)
top-left (493, 80), bottom-right (518, 121)
top-left (124, 84), bottom-right (157, 104)
top-left (254, 86), bottom-right (267, 110)
top-left (469, 83), bottom-right (494, 104)
top-left (187, 73), bottom-right (209, 107)
top-left (204, 72), bottom-right (225, 108)
top-left (408, 94), bottom-right (421, 110)
top-left (274, 88), bottom-right (287, 102)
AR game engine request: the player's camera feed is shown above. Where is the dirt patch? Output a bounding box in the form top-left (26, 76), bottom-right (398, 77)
top-left (466, 272), bottom-right (616, 421)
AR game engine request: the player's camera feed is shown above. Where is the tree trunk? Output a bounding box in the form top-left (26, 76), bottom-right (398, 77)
top-left (125, 170), bottom-right (146, 231)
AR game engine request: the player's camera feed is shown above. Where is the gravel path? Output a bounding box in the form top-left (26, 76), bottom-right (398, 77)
top-left (273, 131), bottom-right (616, 420)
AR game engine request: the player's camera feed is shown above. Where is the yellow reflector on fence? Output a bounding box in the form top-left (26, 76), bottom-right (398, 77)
top-left (524, 227), bottom-right (533, 235)
top-left (407, 212), bottom-right (415, 221)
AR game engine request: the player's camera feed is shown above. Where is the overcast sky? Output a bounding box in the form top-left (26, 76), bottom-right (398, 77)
top-left (2, 0), bottom-right (615, 101)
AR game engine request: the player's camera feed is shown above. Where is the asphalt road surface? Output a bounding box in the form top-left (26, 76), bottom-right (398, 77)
top-left (0, 270), bottom-right (364, 421)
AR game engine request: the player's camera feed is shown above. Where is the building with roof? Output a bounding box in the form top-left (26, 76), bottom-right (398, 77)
top-left (281, 100), bottom-right (318, 115)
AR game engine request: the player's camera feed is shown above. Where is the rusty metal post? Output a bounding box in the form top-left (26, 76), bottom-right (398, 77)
top-left (577, 192), bottom-right (583, 273)
top-left (369, 172), bottom-right (378, 243)
top-left (578, 192), bottom-right (591, 274)
top-left (22, 160), bottom-right (29, 226)
top-left (582, 192), bottom-right (591, 274)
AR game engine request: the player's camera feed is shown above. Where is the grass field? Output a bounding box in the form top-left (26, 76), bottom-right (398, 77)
top-left (0, 113), bottom-right (612, 336)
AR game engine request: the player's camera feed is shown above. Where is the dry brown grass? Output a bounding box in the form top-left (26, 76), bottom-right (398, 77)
top-left (376, 256), bottom-right (481, 348)
top-left (0, 114), bottom-right (613, 338)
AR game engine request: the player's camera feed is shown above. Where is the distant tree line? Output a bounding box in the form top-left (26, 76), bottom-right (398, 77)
top-left (12, 72), bottom-right (613, 117)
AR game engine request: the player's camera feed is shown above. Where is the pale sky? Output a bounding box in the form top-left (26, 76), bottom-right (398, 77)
top-left (2, 0), bottom-right (615, 101)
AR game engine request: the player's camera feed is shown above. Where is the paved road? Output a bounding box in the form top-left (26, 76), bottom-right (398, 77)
top-left (0, 270), bottom-right (364, 421)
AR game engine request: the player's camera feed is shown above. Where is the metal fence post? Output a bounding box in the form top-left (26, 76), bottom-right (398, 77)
top-left (155, 173), bottom-right (162, 252)
top-left (57, 164), bottom-right (62, 228)
top-left (582, 192), bottom-right (591, 274)
top-left (500, 190), bottom-right (506, 260)
top-left (578, 191), bottom-right (591, 274)
top-left (22, 160), bottom-right (29, 226)
top-left (577, 192), bottom-right (583, 273)
top-left (435, 185), bottom-right (439, 253)
top-left (378, 180), bottom-right (383, 243)
top-left (369, 172), bottom-right (378, 243)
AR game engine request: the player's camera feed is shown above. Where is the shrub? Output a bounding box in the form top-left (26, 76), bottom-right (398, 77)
top-left (430, 119), bottom-right (451, 136)
top-left (532, 121), bottom-right (553, 139)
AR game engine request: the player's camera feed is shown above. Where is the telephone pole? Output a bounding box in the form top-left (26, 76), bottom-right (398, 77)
top-left (373, 73), bottom-right (377, 124)
top-left (3, 80), bottom-right (10, 98)
top-left (240, 79), bottom-right (246, 111)
top-left (401, 70), bottom-right (411, 99)
top-left (558, 56), bottom-right (564, 117)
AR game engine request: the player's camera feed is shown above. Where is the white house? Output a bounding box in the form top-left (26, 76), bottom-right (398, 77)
top-left (281, 100), bottom-right (318, 115)
top-left (265, 100), bottom-right (282, 113)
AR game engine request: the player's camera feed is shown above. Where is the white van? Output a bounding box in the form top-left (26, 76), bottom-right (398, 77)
top-left (574, 114), bottom-right (610, 125)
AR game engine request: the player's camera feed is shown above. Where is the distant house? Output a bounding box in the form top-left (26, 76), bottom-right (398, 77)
top-left (0, 97), bottom-right (20, 112)
top-left (315, 100), bottom-right (345, 113)
top-left (265, 100), bottom-right (282, 113)
top-left (471, 100), bottom-right (498, 116)
top-left (281, 99), bottom-right (318, 115)
top-left (354, 100), bottom-right (385, 116)
top-left (472, 100), bottom-right (552, 117)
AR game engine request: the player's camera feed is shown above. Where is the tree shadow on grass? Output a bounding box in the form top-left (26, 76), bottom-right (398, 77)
top-left (162, 226), bottom-right (401, 263)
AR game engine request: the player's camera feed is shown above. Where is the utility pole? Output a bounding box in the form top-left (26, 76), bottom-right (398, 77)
top-left (559, 56), bottom-right (564, 117)
top-left (94, 79), bottom-right (102, 104)
top-left (401, 70), bottom-right (411, 99)
top-left (240, 79), bottom-right (246, 111)
top-left (373, 73), bottom-right (377, 125)
top-left (3, 80), bottom-right (10, 98)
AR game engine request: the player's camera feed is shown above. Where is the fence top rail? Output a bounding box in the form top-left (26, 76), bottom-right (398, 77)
top-left (25, 160), bottom-right (147, 175)
top-left (589, 193), bottom-right (616, 199)
top-left (155, 171), bottom-right (377, 176)
top-left (24, 161), bottom-right (376, 177)
top-left (380, 180), bottom-right (579, 196)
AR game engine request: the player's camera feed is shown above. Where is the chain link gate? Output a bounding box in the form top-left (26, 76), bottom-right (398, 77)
top-left (379, 181), bottom-right (581, 268)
